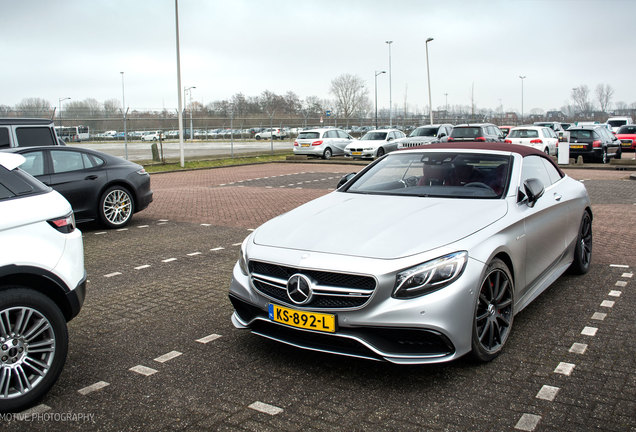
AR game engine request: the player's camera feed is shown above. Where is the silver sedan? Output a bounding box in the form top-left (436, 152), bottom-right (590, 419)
top-left (228, 143), bottom-right (592, 364)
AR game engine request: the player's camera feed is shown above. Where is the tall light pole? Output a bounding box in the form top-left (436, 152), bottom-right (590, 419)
top-left (374, 70), bottom-right (386, 129)
top-left (519, 75), bottom-right (526, 124)
top-left (184, 86), bottom-right (195, 140)
top-left (58, 97), bottom-right (70, 130)
top-left (425, 37), bottom-right (434, 125)
top-left (175, 0), bottom-right (185, 168)
top-left (385, 40), bottom-right (393, 127)
top-left (120, 72), bottom-right (128, 160)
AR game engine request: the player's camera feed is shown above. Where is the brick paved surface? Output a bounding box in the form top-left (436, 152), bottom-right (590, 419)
top-left (1, 162), bottom-right (633, 431)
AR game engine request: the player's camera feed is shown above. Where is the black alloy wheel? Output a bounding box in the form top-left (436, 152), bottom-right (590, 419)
top-left (471, 259), bottom-right (514, 362)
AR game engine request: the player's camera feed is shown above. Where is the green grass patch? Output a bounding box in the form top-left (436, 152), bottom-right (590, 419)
top-left (143, 154), bottom-right (291, 173)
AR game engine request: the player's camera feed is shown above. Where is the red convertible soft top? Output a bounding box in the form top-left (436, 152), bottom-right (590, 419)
top-left (401, 142), bottom-right (565, 177)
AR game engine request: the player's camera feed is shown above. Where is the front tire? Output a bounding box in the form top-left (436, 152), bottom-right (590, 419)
top-left (99, 185), bottom-right (134, 228)
top-left (568, 211), bottom-right (592, 275)
top-left (0, 287), bottom-right (68, 413)
top-left (376, 147), bottom-right (385, 158)
top-left (471, 259), bottom-right (514, 362)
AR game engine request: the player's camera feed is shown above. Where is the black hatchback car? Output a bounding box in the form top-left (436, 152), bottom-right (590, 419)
top-left (447, 123), bottom-right (505, 142)
top-left (1, 146), bottom-right (153, 227)
top-left (568, 125), bottom-right (622, 163)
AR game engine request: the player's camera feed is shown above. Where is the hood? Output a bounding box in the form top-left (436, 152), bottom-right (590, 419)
top-left (253, 192), bottom-right (508, 259)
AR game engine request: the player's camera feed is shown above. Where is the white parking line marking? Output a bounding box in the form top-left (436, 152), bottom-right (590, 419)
top-left (95, 232), bottom-right (107, 235)
top-left (581, 326), bottom-right (597, 336)
top-left (622, 273), bottom-right (633, 278)
top-left (157, 222), bottom-right (168, 226)
top-left (162, 258), bottom-right (177, 263)
top-left (104, 272), bottom-right (122, 278)
top-left (187, 252), bottom-right (202, 256)
top-left (117, 228), bottom-right (129, 232)
top-left (129, 365), bottom-right (158, 376)
top-left (608, 290), bottom-right (622, 297)
top-left (158, 219), bottom-right (169, 222)
top-left (601, 300), bottom-right (615, 308)
top-left (591, 312), bottom-right (606, 320)
top-left (569, 343), bottom-right (587, 354)
top-left (610, 264), bottom-right (629, 268)
top-left (138, 225), bottom-right (149, 228)
top-left (232, 243), bottom-right (242, 246)
top-left (154, 351), bottom-right (182, 363)
top-left (210, 247), bottom-right (225, 251)
top-left (196, 334), bottom-right (221, 344)
top-left (248, 401), bottom-right (283, 416)
top-left (536, 385), bottom-right (560, 401)
top-left (615, 281), bottom-right (627, 287)
top-left (78, 381), bottom-right (110, 395)
top-left (201, 224), bottom-right (211, 227)
top-left (266, 186), bottom-right (273, 189)
top-left (21, 404), bottom-right (51, 415)
top-left (514, 413), bottom-right (541, 431)
top-left (219, 184), bottom-right (226, 186)
top-left (554, 362), bottom-right (575, 376)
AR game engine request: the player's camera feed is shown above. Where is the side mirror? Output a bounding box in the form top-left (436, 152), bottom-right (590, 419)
top-left (523, 178), bottom-right (544, 207)
top-left (387, 137), bottom-right (393, 141)
top-left (337, 172), bottom-right (357, 189)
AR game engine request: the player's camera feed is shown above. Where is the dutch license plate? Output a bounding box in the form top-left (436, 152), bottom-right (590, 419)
top-left (268, 304), bottom-right (336, 333)
top-left (301, 144), bottom-right (310, 147)
top-left (570, 145), bottom-right (585, 149)
top-left (352, 151), bottom-right (362, 156)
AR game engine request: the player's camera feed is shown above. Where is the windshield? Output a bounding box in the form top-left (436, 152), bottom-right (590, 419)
top-left (509, 129), bottom-right (539, 138)
top-left (617, 125), bottom-right (636, 134)
top-left (346, 152), bottom-right (511, 199)
top-left (607, 120), bottom-right (627, 127)
top-left (569, 130), bottom-right (594, 140)
top-left (451, 127), bottom-right (482, 138)
top-left (298, 132), bottom-right (320, 139)
top-left (409, 127), bottom-right (439, 137)
top-left (361, 132), bottom-right (388, 141)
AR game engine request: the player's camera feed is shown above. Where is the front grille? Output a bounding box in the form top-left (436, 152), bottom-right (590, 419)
top-left (348, 148), bottom-right (364, 152)
top-left (249, 260), bottom-right (376, 309)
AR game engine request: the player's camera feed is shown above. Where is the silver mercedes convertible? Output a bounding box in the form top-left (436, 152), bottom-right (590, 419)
top-left (228, 143), bottom-right (592, 364)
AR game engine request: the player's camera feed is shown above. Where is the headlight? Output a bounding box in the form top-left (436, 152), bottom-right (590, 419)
top-left (364, 147), bottom-right (374, 151)
top-left (393, 252), bottom-right (467, 299)
top-left (238, 236), bottom-right (250, 275)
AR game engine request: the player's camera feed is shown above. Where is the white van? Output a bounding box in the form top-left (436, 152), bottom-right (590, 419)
top-left (606, 117), bottom-right (633, 133)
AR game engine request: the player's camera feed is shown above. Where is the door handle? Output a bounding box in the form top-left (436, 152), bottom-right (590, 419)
top-left (554, 193), bottom-right (562, 201)
top-left (85, 175), bottom-right (98, 180)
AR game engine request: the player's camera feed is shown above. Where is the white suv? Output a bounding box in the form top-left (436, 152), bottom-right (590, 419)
top-left (0, 152), bottom-right (86, 413)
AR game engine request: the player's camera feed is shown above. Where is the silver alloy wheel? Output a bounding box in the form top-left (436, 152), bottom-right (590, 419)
top-left (1, 307), bottom-right (56, 400)
top-left (103, 188), bottom-right (132, 226)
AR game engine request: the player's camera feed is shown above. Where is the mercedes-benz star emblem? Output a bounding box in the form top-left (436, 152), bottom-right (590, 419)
top-left (286, 273), bottom-right (314, 305)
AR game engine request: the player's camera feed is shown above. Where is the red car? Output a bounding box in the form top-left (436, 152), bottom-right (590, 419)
top-left (616, 125), bottom-right (636, 151)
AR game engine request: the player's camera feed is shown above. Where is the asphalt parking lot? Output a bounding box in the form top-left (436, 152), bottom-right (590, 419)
top-left (2, 162), bottom-right (634, 431)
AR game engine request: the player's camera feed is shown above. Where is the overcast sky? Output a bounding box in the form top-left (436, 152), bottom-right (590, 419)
top-left (3, 0), bottom-right (635, 114)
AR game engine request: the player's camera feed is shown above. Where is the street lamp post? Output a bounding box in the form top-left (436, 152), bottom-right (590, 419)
top-left (385, 40), bottom-right (393, 127)
top-left (58, 97), bottom-right (70, 131)
top-left (175, 0), bottom-right (185, 168)
top-left (120, 72), bottom-right (128, 159)
top-left (425, 37), bottom-right (434, 125)
top-left (184, 86), bottom-right (195, 141)
top-left (519, 75), bottom-right (526, 124)
top-left (374, 70), bottom-right (386, 129)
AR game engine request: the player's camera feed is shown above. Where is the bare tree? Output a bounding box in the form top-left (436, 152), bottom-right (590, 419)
top-left (595, 84), bottom-right (614, 113)
top-left (571, 85), bottom-right (593, 115)
top-left (329, 74), bottom-right (370, 120)
top-left (15, 97), bottom-right (51, 116)
top-left (103, 99), bottom-right (120, 116)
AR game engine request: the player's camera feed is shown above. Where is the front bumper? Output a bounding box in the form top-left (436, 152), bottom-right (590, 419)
top-left (228, 254), bottom-right (484, 364)
top-left (344, 149), bottom-right (375, 159)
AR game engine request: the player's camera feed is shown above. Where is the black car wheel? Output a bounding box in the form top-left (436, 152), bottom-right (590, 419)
top-left (323, 148), bottom-right (332, 160)
top-left (0, 287), bottom-right (68, 413)
top-left (376, 147), bottom-right (385, 158)
top-left (471, 259), bottom-right (514, 362)
top-left (615, 148), bottom-right (622, 159)
top-left (600, 148), bottom-right (608, 164)
top-left (99, 185), bottom-right (134, 228)
top-left (568, 211), bottom-right (593, 275)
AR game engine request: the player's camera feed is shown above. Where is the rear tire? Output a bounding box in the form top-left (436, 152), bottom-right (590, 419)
top-left (322, 148), bottom-right (332, 160)
top-left (99, 185), bottom-right (134, 228)
top-left (0, 287), bottom-right (68, 413)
